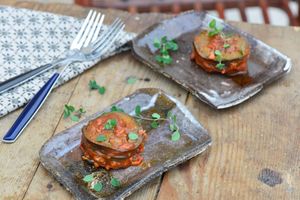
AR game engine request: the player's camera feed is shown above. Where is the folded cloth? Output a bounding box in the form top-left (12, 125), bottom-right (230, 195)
top-left (0, 6), bottom-right (136, 118)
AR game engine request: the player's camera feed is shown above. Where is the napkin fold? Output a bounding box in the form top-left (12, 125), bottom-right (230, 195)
top-left (0, 6), bottom-right (136, 117)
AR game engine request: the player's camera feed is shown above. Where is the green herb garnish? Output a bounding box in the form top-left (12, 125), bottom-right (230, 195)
top-left (110, 177), bottom-right (121, 187)
top-left (151, 113), bottom-right (160, 119)
top-left (96, 135), bottom-right (107, 142)
top-left (89, 80), bottom-right (106, 95)
top-left (168, 111), bottom-right (181, 141)
top-left (214, 50), bottom-right (225, 70)
top-left (104, 119), bottom-right (117, 130)
top-left (83, 174), bottom-right (94, 183)
top-left (150, 121), bottom-right (159, 128)
top-left (208, 19), bottom-right (223, 37)
top-left (224, 43), bottom-right (230, 48)
top-left (127, 77), bottom-right (137, 84)
top-left (92, 182), bottom-right (103, 192)
top-left (171, 130), bottom-right (181, 141)
top-left (128, 132), bottom-right (139, 140)
top-left (64, 104), bottom-right (85, 122)
top-left (111, 105), bottom-right (124, 113)
top-left (153, 36), bottom-right (178, 65)
top-left (135, 105), bottom-right (141, 116)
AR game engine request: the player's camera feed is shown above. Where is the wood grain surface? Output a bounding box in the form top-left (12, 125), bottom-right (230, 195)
top-left (0, 1), bottom-right (299, 200)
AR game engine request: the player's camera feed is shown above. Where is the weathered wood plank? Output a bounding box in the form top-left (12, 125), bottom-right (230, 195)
top-left (157, 24), bottom-right (300, 200)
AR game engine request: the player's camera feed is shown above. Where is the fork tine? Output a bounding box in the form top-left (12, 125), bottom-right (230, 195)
top-left (97, 24), bottom-right (125, 54)
top-left (91, 20), bottom-right (125, 54)
top-left (83, 12), bottom-right (102, 47)
top-left (71, 10), bottom-right (93, 49)
top-left (76, 10), bottom-right (97, 49)
top-left (91, 14), bottom-right (105, 43)
top-left (90, 18), bottom-right (122, 51)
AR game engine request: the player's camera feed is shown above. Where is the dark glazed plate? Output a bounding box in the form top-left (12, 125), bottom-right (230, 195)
top-left (131, 11), bottom-right (292, 109)
top-left (39, 88), bottom-right (211, 200)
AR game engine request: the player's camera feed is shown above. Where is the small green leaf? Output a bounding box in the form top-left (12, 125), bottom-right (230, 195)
top-left (67, 105), bottom-right (75, 112)
top-left (171, 130), bottom-right (181, 141)
top-left (172, 115), bottom-right (177, 123)
top-left (104, 119), bottom-right (117, 129)
top-left (78, 108), bottom-right (86, 114)
top-left (110, 177), bottom-right (121, 187)
top-left (155, 55), bottom-right (163, 63)
top-left (104, 123), bottom-right (112, 130)
top-left (111, 105), bottom-right (124, 112)
top-left (110, 119), bottom-right (117, 126)
top-left (150, 121), bottom-right (159, 128)
top-left (96, 135), bottom-right (107, 142)
top-left (127, 77), bottom-right (137, 84)
top-left (216, 63), bottom-right (225, 70)
top-left (111, 106), bottom-right (118, 112)
top-left (208, 30), bottom-right (219, 37)
top-left (153, 38), bottom-right (161, 48)
top-left (224, 43), bottom-right (230, 48)
top-left (151, 113), bottom-right (160, 119)
top-left (83, 174), bottom-right (93, 183)
top-left (214, 50), bottom-right (222, 56)
top-left (71, 115), bottom-right (79, 122)
top-left (169, 124), bottom-right (177, 132)
top-left (135, 105), bottom-right (141, 116)
top-left (161, 36), bottom-right (168, 43)
top-left (64, 109), bottom-right (70, 118)
top-left (162, 54), bottom-right (172, 64)
top-left (98, 86), bottom-right (106, 95)
top-left (167, 111), bottom-right (172, 118)
top-left (169, 41), bottom-right (178, 51)
top-left (128, 132), bottom-right (139, 140)
top-left (209, 19), bottom-right (216, 28)
top-left (89, 80), bottom-right (99, 90)
top-left (93, 182), bottom-right (103, 192)
top-left (160, 47), bottom-right (168, 55)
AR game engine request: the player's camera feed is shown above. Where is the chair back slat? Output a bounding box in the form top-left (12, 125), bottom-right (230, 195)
top-left (281, 0), bottom-right (298, 25)
top-left (193, 2), bottom-right (203, 11)
top-left (216, 2), bottom-right (225, 19)
top-left (259, 0), bottom-right (270, 24)
top-left (238, 1), bottom-right (248, 22)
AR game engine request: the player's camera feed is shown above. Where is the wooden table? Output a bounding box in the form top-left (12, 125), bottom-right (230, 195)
top-left (0, 2), bottom-right (300, 200)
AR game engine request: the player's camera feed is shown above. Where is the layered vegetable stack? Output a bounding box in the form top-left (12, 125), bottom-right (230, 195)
top-left (80, 112), bottom-right (147, 170)
top-left (191, 19), bottom-right (250, 75)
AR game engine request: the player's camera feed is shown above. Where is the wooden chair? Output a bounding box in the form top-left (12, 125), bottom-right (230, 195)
top-left (75, 0), bottom-right (299, 26)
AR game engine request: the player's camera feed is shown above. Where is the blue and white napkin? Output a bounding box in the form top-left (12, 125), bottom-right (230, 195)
top-left (0, 6), bottom-right (136, 117)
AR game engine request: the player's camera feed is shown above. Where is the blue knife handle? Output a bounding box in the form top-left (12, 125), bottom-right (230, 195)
top-left (0, 63), bottom-right (54, 95)
top-left (2, 73), bottom-right (60, 143)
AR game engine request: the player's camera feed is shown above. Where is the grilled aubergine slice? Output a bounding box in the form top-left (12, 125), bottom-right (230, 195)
top-left (191, 30), bottom-right (250, 75)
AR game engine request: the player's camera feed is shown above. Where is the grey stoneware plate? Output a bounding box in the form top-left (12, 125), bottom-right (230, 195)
top-left (131, 11), bottom-right (292, 109)
top-left (39, 88), bottom-right (212, 200)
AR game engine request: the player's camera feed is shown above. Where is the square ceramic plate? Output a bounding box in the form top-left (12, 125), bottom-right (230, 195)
top-left (39, 88), bottom-right (211, 200)
top-left (131, 11), bottom-right (292, 109)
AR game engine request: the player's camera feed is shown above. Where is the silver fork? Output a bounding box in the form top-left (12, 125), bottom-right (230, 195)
top-left (2, 10), bottom-right (125, 143)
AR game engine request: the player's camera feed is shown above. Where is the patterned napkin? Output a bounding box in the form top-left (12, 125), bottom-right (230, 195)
top-left (0, 6), bottom-right (136, 118)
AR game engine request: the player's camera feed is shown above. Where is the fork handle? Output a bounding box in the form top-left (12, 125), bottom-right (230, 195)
top-left (0, 63), bottom-right (55, 95)
top-left (2, 73), bottom-right (60, 143)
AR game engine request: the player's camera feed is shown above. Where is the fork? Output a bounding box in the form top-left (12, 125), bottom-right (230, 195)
top-left (2, 10), bottom-right (125, 143)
